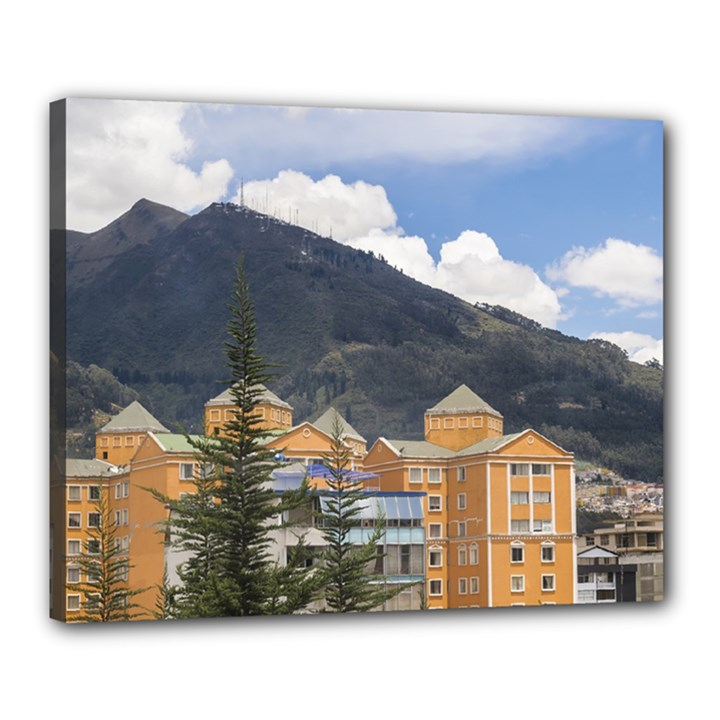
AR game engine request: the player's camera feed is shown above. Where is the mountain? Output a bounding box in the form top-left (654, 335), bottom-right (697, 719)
top-left (63, 200), bottom-right (663, 482)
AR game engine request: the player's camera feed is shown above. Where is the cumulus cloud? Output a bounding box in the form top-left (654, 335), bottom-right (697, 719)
top-left (66, 99), bottom-right (233, 232)
top-left (546, 238), bottom-right (663, 307)
top-left (589, 331), bottom-right (664, 365)
top-left (232, 170), bottom-right (397, 241)
top-left (234, 170), bottom-right (563, 327)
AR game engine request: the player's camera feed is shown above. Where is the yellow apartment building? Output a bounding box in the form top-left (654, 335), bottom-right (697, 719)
top-left (364, 385), bottom-right (576, 609)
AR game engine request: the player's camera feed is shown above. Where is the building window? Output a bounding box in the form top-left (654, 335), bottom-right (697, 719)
top-left (458, 578), bottom-right (468, 594)
top-left (458, 417), bottom-right (468, 429)
top-left (472, 416), bottom-right (482, 428)
top-left (67, 595), bottom-right (81, 612)
top-left (542, 574), bottom-right (556, 591)
top-left (112, 436), bottom-right (122, 447)
top-left (510, 464), bottom-right (529, 476)
top-left (533, 491), bottom-right (551, 504)
top-left (511, 542), bottom-right (524, 563)
top-left (67, 566), bottom-right (80, 584)
top-left (428, 579), bottom-right (443, 596)
top-left (428, 523), bottom-right (443, 539)
top-left (541, 543), bottom-right (555, 563)
top-left (469, 543), bottom-right (479, 565)
top-left (88, 485), bottom-right (100, 501)
top-left (511, 575), bottom-right (525, 593)
top-left (224, 409), bottom-right (234, 421)
top-left (100, 437), bottom-right (109, 448)
top-left (209, 409), bottom-right (220, 422)
top-left (457, 466), bottom-right (466, 482)
top-left (122, 509), bottom-right (128, 526)
top-left (532, 464), bottom-right (551, 475)
top-left (511, 492), bottom-right (529, 505)
top-left (533, 519), bottom-right (552, 533)
top-left (67, 540), bottom-right (81, 556)
top-left (600, 535), bottom-right (610, 546)
top-left (444, 417), bottom-right (455, 429)
top-left (429, 417), bottom-right (440, 430)
top-left (511, 519), bottom-right (530, 533)
top-left (428, 495), bottom-right (442, 512)
top-left (457, 493), bottom-right (467, 510)
top-left (428, 468), bottom-right (441, 484)
top-left (428, 547), bottom-right (443, 568)
top-left (102, 451), bottom-right (108, 460)
top-left (124, 435), bottom-right (134, 446)
top-left (122, 481), bottom-right (129, 498)
top-left (457, 521), bottom-right (467, 537)
top-left (67, 485), bottom-right (81, 501)
top-left (86, 540), bottom-right (100, 555)
top-left (470, 577), bottom-right (479, 594)
top-left (458, 544), bottom-right (467, 565)
top-left (68, 513), bottom-right (81, 528)
top-left (115, 483), bottom-right (122, 500)
top-left (409, 467), bottom-right (422, 484)
top-left (179, 463), bottom-right (195, 480)
top-left (114, 510), bottom-right (122, 526)
top-left (87, 512), bottom-right (101, 528)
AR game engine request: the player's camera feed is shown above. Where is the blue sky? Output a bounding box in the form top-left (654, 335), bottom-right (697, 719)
top-left (66, 100), bottom-right (663, 363)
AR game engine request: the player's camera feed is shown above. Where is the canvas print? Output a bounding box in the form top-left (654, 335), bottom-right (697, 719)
top-left (50, 99), bottom-right (663, 621)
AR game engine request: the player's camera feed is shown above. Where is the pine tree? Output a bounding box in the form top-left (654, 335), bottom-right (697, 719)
top-left (156, 257), bottom-right (319, 617)
top-left (69, 484), bottom-right (147, 622)
top-left (318, 416), bottom-right (408, 612)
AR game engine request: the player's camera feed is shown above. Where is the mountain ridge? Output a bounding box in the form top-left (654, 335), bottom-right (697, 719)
top-left (64, 200), bottom-right (663, 482)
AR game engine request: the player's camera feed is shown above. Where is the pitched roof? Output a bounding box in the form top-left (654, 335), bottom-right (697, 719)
top-left (312, 407), bottom-right (365, 442)
top-left (152, 433), bottom-right (202, 453)
top-left (427, 384), bottom-right (502, 417)
top-left (456, 432), bottom-right (523, 456)
top-left (384, 439), bottom-right (455, 459)
top-left (99, 401), bottom-right (169, 434)
top-left (205, 383), bottom-right (293, 410)
top-left (65, 458), bottom-right (119, 478)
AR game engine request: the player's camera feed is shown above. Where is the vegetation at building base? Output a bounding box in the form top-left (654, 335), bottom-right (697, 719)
top-left (318, 418), bottom-right (408, 613)
top-left (151, 258), bottom-right (320, 618)
top-left (68, 486), bottom-right (147, 622)
top-left (65, 200), bottom-right (663, 482)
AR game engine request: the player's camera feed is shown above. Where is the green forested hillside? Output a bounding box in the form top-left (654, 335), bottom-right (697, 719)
top-left (63, 201), bottom-right (663, 481)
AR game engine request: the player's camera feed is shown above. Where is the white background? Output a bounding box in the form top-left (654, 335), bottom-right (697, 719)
top-left (1, 2), bottom-right (710, 717)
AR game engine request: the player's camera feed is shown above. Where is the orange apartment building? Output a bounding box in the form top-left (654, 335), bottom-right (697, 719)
top-left (52, 382), bottom-right (577, 619)
top-left (363, 385), bottom-right (577, 609)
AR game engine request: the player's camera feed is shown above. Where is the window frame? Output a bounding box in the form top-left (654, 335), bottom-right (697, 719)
top-left (179, 463), bottom-right (195, 481)
top-left (470, 576), bottom-right (479, 594)
top-left (469, 542), bottom-right (479, 565)
top-left (541, 543), bottom-right (555, 563)
top-left (428, 547), bottom-right (443, 568)
top-left (87, 512), bottom-right (101, 528)
top-left (67, 512), bottom-right (81, 529)
top-left (67, 485), bottom-right (82, 502)
top-left (88, 485), bottom-right (101, 501)
top-left (428, 579), bottom-right (443, 597)
top-left (542, 574), bottom-right (556, 592)
top-left (511, 541), bottom-right (525, 563)
top-left (427, 467), bottom-right (442, 484)
top-left (428, 495), bottom-right (442, 512)
top-left (457, 465), bottom-right (466, 482)
top-left (428, 522), bottom-right (443, 539)
top-left (457, 493), bottom-right (467, 510)
top-left (67, 539), bottom-right (81, 556)
top-left (511, 491), bottom-right (529, 505)
top-left (409, 467), bottom-right (422, 484)
top-left (458, 577), bottom-right (468, 595)
top-left (511, 575), bottom-right (525, 593)
top-left (458, 543), bottom-right (467, 566)
top-left (67, 594), bottom-right (81, 612)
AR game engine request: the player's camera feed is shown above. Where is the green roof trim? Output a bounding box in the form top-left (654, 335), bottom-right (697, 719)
top-left (312, 407), bottom-right (366, 442)
top-left (99, 401), bottom-right (170, 434)
top-left (456, 432), bottom-right (523, 456)
top-left (427, 384), bottom-right (502, 417)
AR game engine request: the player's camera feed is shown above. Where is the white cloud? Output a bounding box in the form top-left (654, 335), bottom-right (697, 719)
top-left (66, 99), bottom-right (233, 232)
top-left (589, 331), bottom-right (664, 365)
top-left (546, 238), bottom-right (663, 306)
top-left (235, 170), bottom-right (564, 327)
top-left (232, 170), bottom-right (397, 241)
